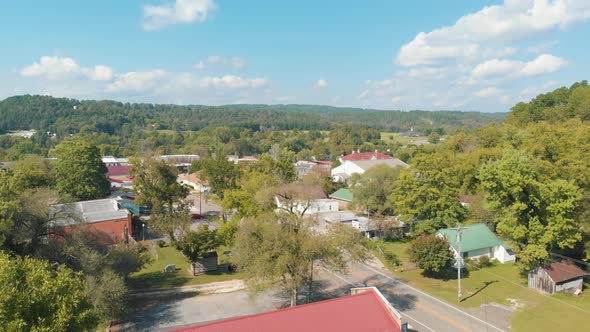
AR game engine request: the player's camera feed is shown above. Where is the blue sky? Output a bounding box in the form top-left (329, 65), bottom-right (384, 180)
top-left (1, 0), bottom-right (590, 112)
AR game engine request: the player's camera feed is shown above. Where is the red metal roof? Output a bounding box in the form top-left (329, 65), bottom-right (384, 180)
top-left (341, 152), bottom-right (393, 161)
top-left (542, 260), bottom-right (587, 283)
top-left (107, 165), bottom-right (132, 176)
top-left (172, 290), bottom-right (401, 332)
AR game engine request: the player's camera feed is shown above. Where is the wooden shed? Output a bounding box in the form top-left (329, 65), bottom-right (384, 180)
top-left (190, 252), bottom-right (218, 276)
top-left (528, 260), bottom-right (587, 294)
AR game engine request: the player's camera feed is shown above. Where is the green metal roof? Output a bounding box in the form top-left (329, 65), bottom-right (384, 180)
top-left (329, 188), bottom-right (353, 202)
top-left (437, 224), bottom-right (502, 253)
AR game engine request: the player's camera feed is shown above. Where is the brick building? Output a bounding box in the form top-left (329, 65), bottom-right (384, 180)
top-left (49, 198), bottom-right (133, 243)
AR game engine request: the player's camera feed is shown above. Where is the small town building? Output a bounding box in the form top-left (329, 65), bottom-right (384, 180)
top-left (437, 224), bottom-right (515, 267)
top-left (338, 151), bottom-right (393, 163)
top-left (49, 198), bottom-right (133, 243)
top-left (107, 165), bottom-right (133, 189)
top-left (178, 172), bottom-right (210, 192)
top-left (528, 260), bottom-right (587, 294)
top-left (329, 188), bottom-right (353, 209)
top-left (190, 252), bottom-right (219, 276)
top-left (294, 160), bottom-right (332, 178)
top-left (401, 127), bottom-right (424, 138)
top-left (275, 185), bottom-right (339, 216)
top-left (171, 287), bottom-right (405, 332)
top-left (331, 158), bottom-right (408, 183)
top-left (227, 155), bottom-right (259, 164)
top-left (102, 156), bottom-right (130, 167)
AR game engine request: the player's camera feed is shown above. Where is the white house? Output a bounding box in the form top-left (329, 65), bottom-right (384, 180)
top-left (274, 184), bottom-right (338, 216)
top-left (178, 173), bottom-right (210, 193)
top-left (436, 224), bottom-right (515, 268)
top-left (275, 197), bottom-right (339, 216)
top-left (331, 158), bottom-right (408, 182)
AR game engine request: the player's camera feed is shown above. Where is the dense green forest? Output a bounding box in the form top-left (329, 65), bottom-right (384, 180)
top-left (0, 95), bottom-right (503, 135)
top-left (0, 94), bottom-right (501, 161)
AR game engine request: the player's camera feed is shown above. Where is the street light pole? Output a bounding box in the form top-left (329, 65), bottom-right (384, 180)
top-left (456, 223), bottom-right (465, 303)
top-left (142, 223), bottom-right (145, 241)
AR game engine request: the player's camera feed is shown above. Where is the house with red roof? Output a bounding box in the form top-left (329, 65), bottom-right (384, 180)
top-left (339, 151), bottom-right (393, 163)
top-left (171, 287), bottom-right (406, 332)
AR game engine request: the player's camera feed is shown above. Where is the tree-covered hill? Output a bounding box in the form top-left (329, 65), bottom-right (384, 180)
top-left (0, 95), bottom-right (504, 136)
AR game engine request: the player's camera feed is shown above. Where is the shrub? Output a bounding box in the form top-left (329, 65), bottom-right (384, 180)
top-left (157, 240), bottom-right (166, 247)
top-left (408, 234), bottom-right (455, 275)
top-left (478, 255), bottom-right (492, 267)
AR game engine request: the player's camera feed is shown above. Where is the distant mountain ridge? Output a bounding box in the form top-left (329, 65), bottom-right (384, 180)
top-left (0, 95), bottom-right (505, 135)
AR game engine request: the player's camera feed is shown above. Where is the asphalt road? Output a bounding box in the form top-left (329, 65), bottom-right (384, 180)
top-left (319, 262), bottom-right (511, 332)
top-left (120, 259), bottom-right (511, 331)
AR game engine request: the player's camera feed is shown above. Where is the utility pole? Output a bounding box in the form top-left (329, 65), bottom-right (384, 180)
top-left (308, 260), bottom-right (314, 303)
top-left (456, 223), bottom-right (465, 303)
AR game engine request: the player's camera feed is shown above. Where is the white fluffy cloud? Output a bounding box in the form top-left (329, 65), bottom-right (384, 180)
top-left (18, 55), bottom-right (268, 105)
top-left (475, 86), bottom-right (501, 98)
top-left (106, 70), bottom-right (267, 96)
top-left (105, 70), bottom-right (168, 93)
top-left (396, 0), bottom-right (590, 66)
top-left (315, 79), bottom-right (329, 88)
top-left (472, 54), bottom-right (567, 78)
top-left (143, 0), bottom-right (217, 31)
top-left (193, 55), bottom-right (246, 70)
top-left (21, 56), bottom-right (114, 81)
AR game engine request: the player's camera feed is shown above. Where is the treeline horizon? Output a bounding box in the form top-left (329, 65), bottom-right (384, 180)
top-left (0, 94), bottom-right (504, 136)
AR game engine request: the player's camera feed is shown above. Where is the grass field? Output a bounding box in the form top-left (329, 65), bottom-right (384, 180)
top-left (372, 240), bottom-right (590, 332)
top-left (129, 244), bottom-right (243, 290)
top-left (380, 132), bottom-right (427, 145)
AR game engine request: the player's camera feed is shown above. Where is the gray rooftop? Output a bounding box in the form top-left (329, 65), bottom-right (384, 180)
top-left (49, 198), bottom-right (130, 227)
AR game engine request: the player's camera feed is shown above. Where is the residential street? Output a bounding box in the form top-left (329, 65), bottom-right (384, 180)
top-left (320, 261), bottom-right (511, 332)
top-left (121, 259), bottom-right (512, 332)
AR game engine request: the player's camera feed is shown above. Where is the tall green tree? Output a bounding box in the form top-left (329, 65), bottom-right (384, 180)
top-left (390, 153), bottom-right (466, 233)
top-left (51, 138), bottom-right (110, 201)
top-left (131, 157), bottom-right (191, 241)
top-left (479, 149), bottom-right (582, 272)
top-left (350, 164), bottom-right (402, 215)
top-left (0, 252), bottom-right (97, 331)
top-left (222, 171), bottom-right (277, 218)
top-left (0, 170), bottom-right (20, 246)
top-left (191, 154), bottom-right (241, 200)
top-left (234, 212), bottom-right (369, 307)
top-left (9, 155), bottom-right (52, 190)
top-left (176, 225), bottom-right (221, 275)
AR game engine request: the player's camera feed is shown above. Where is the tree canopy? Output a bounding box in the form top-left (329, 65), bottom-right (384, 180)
top-left (51, 138), bottom-right (110, 201)
top-left (0, 252), bottom-right (97, 331)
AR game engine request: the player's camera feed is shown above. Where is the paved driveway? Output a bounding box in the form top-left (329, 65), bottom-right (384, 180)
top-left (119, 290), bottom-right (283, 332)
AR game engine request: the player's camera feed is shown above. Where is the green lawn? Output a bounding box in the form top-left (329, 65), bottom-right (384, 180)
top-left (129, 244), bottom-right (243, 290)
top-left (372, 240), bottom-right (590, 332)
top-left (380, 132), bottom-right (426, 145)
